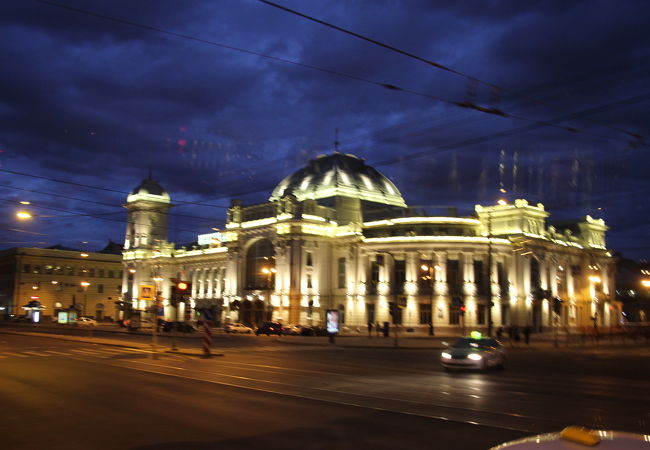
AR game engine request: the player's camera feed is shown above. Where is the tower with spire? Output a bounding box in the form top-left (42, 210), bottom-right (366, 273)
top-left (124, 172), bottom-right (171, 250)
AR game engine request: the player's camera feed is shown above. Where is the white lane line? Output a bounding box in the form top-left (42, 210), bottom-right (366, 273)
top-left (22, 351), bottom-right (51, 357)
top-left (4, 352), bottom-right (29, 358)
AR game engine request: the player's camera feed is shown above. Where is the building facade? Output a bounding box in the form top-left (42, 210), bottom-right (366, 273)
top-left (122, 153), bottom-right (620, 333)
top-left (0, 245), bottom-right (123, 321)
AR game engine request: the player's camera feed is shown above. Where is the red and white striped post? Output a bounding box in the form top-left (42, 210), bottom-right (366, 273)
top-left (202, 319), bottom-right (213, 357)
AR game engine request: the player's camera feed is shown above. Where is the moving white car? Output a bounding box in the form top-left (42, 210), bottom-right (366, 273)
top-left (441, 332), bottom-right (506, 370)
top-left (76, 317), bottom-right (97, 327)
top-left (223, 322), bottom-right (253, 334)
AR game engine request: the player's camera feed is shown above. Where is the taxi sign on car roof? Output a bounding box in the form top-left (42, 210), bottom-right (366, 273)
top-left (470, 331), bottom-right (483, 340)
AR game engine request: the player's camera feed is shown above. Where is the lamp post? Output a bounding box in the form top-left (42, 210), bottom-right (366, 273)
top-left (152, 275), bottom-right (163, 358)
top-left (486, 208), bottom-right (494, 337)
top-left (80, 281), bottom-right (90, 317)
top-left (420, 264), bottom-right (437, 336)
top-left (261, 267), bottom-right (277, 289)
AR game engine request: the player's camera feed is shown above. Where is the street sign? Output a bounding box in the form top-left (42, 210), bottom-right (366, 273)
top-left (397, 296), bottom-right (407, 309)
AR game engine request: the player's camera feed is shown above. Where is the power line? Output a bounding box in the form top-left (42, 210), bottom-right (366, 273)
top-left (0, 183), bottom-right (222, 223)
top-left (34, 0), bottom-right (634, 143)
top-left (258, 0), bottom-right (648, 144)
top-left (257, 0), bottom-right (498, 89)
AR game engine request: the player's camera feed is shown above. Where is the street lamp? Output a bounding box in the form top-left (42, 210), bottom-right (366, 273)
top-left (151, 275), bottom-right (164, 358)
top-left (420, 264), bottom-right (437, 336)
top-left (16, 211), bottom-right (32, 220)
top-left (261, 267), bottom-right (276, 289)
top-left (80, 281), bottom-right (91, 317)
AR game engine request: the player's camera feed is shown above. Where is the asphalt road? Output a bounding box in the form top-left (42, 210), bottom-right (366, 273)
top-left (1, 331), bottom-right (649, 450)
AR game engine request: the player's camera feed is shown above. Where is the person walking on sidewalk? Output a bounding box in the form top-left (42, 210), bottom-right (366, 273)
top-left (523, 325), bottom-right (532, 345)
top-left (367, 322), bottom-right (373, 339)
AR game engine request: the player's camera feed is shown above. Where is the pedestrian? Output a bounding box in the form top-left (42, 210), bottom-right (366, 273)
top-left (496, 326), bottom-right (503, 340)
top-left (523, 325), bottom-right (531, 345)
top-left (376, 322), bottom-right (381, 338)
top-left (367, 322), bottom-right (373, 339)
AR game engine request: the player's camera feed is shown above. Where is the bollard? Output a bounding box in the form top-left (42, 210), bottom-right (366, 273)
top-left (202, 320), bottom-right (213, 357)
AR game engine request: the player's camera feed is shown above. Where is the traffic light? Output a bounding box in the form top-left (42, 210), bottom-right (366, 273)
top-left (170, 280), bottom-right (191, 306)
top-left (460, 305), bottom-right (466, 316)
top-left (388, 302), bottom-right (402, 324)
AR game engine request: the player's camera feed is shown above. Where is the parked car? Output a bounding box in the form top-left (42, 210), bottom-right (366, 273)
top-left (161, 321), bottom-right (196, 333)
top-left (441, 334), bottom-right (506, 370)
top-left (76, 317), bottom-right (97, 327)
top-left (11, 315), bottom-right (30, 322)
top-left (255, 321), bottom-right (283, 336)
top-left (224, 323), bottom-right (253, 334)
top-left (282, 324), bottom-right (315, 336)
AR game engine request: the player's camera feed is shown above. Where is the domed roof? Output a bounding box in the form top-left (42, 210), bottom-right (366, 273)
top-left (127, 177), bottom-right (170, 204)
top-left (269, 153), bottom-right (406, 207)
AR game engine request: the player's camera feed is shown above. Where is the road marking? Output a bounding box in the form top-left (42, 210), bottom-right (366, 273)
top-left (22, 351), bottom-right (50, 357)
top-left (4, 352), bottom-right (29, 358)
top-left (98, 359), bottom-right (539, 434)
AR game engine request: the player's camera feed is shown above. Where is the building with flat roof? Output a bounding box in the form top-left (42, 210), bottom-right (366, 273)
top-left (0, 244), bottom-right (123, 321)
top-left (121, 153), bottom-right (619, 333)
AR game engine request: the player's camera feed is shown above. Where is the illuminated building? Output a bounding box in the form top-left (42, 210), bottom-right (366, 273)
top-left (0, 244), bottom-right (123, 322)
top-left (122, 153), bottom-right (620, 332)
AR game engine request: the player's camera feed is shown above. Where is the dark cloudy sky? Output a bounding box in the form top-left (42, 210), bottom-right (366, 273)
top-left (1, 0), bottom-right (649, 258)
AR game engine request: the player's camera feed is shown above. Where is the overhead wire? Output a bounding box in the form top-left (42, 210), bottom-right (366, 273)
top-left (32, 0), bottom-right (642, 145)
top-left (258, 0), bottom-right (648, 144)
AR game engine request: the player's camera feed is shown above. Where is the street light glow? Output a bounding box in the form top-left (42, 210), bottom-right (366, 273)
top-left (588, 275), bottom-right (602, 283)
top-left (80, 252), bottom-right (89, 258)
top-left (80, 281), bottom-right (90, 287)
top-left (16, 211), bottom-right (32, 219)
top-left (497, 199), bottom-right (507, 205)
top-left (19, 201), bottom-right (31, 205)
top-left (641, 279), bottom-right (650, 288)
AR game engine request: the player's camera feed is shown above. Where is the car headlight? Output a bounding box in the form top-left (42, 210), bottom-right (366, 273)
top-left (441, 352), bottom-right (452, 359)
top-left (468, 353), bottom-right (482, 361)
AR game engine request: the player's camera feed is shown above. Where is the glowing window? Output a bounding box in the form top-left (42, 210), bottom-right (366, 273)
top-left (300, 176), bottom-right (312, 191)
top-left (361, 174), bottom-right (374, 190)
top-left (339, 171), bottom-right (351, 185)
top-left (384, 181), bottom-right (396, 195)
top-left (322, 170), bottom-right (334, 185)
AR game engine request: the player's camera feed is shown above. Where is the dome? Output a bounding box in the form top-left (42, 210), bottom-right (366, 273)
top-left (269, 153), bottom-right (406, 207)
top-left (127, 177), bottom-right (170, 204)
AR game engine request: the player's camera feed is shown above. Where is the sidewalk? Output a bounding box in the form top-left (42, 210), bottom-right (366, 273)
top-left (2, 324), bottom-right (648, 356)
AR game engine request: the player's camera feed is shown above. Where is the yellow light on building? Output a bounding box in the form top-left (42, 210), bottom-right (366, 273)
top-left (641, 280), bottom-right (650, 288)
top-left (588, 275), bottom-right (602, 283)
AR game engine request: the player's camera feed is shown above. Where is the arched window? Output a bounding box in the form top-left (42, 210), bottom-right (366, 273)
top-left (245, 239), bottom-right (276, 290)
